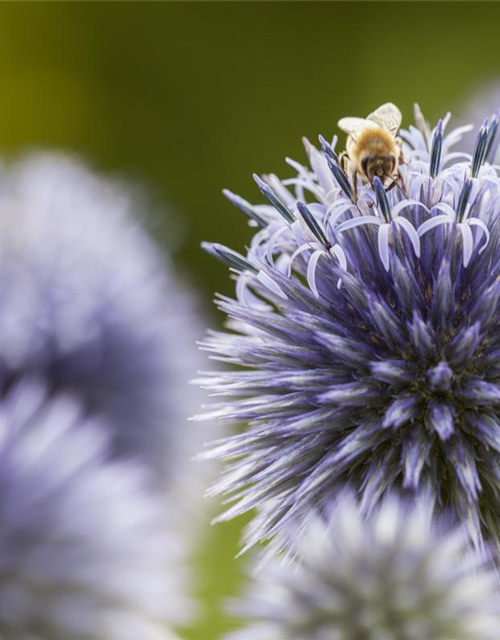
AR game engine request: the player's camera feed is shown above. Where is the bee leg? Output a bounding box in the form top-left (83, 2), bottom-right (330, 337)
top-left (383, 171), bottom-right (407, 198)
top-left (339, 152), bottom-right (349, 172)
top-left (351, 170), bottom-right (358, 201)
top-left (339, 153), bottom-right (358, 202)
top-left (385, 179), bottom-right (398, 193)
top-left (387, 170), bottom-right (408, 198)
top-left (396, 139), bottom-right (407, 165)
top-left (397, 167), bottom-right (408, 197)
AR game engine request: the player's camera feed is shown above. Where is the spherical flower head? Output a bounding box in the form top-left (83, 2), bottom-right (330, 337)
top-left (226, 494), bottom-right (500, 640)
top-left (0, 378), bottom-right (187, 640)
top-left (201, 105), bottom-right (500, 552)
top-left (0, 154), bottom-right (210, 511)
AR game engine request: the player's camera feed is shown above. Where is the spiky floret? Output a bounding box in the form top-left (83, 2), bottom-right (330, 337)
top-left (200, 106), bottom-right (500, 552)
top-left (0, 154), bottom-right (211, 518)
top-left (457, 84), bottom-right (500, 163)
top-left (0, 378), bottom-right (187, 640)
top-left (226, 494), bottom-right (500, 640)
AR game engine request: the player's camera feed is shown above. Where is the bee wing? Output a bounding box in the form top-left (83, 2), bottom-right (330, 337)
top-left (367, 103), bottom-right (402, 134)
top-left (337, 117), bottom-right (373, 140)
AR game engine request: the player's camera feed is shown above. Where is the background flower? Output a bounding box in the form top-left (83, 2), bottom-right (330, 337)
top-left (0, 154), bottom-right (212, 521)
top-left (227, 494), bottom-right (500, 640)
top-left (0, 377), bottom-right (188, 640)
top-left (201, 109), bottom-right (500, 554)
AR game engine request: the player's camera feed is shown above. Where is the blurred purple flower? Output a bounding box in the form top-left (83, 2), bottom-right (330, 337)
top-left (227, 494), bottom-right (500, 640)
top-left (200, 106), bottom-right (500, 552)
top-left (0, 154), bottom-right (209, 512)
top-left (0, 377), bottom-right (188, 640)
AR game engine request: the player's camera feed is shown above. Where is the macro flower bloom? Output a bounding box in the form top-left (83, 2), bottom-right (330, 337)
top-left (226, 494), bottom-right (500, 640)
top-left (0, 154), bottom-right (209, 511)
top-left (200, 104), bottom-right (500, 552)
top-left (0, 378), bottom-right (187, 640)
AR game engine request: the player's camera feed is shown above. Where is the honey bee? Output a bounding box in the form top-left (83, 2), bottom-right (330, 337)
top-left (338, 103), bottom-right (404, 196)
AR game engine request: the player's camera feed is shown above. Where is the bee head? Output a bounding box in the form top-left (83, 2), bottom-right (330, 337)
top-left (361, 154), bottom-right (397, 183)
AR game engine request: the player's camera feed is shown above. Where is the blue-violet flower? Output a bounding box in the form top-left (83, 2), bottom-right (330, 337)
top-left (201, 105), bottom-right (500, 552)
top-left (226, 493), bottom-right (500, 640)
top-left (0, 154), bottom-right (209, 514)
top-left (0, 378), bottom-right (188, 640)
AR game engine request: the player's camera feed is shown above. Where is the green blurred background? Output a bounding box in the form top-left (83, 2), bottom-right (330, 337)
top-left (0, 3), bottom-right (499, 638)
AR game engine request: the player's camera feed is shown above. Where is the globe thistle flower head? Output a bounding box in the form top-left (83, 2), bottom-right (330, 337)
top-left (0, 154), bottom-right (209, 509)
top-left (0, 378), bottom-right (187, 640)
top-left (226, 494), bottom-right (500, 640)
top-left (200, 104), bottom-right (500, 552)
